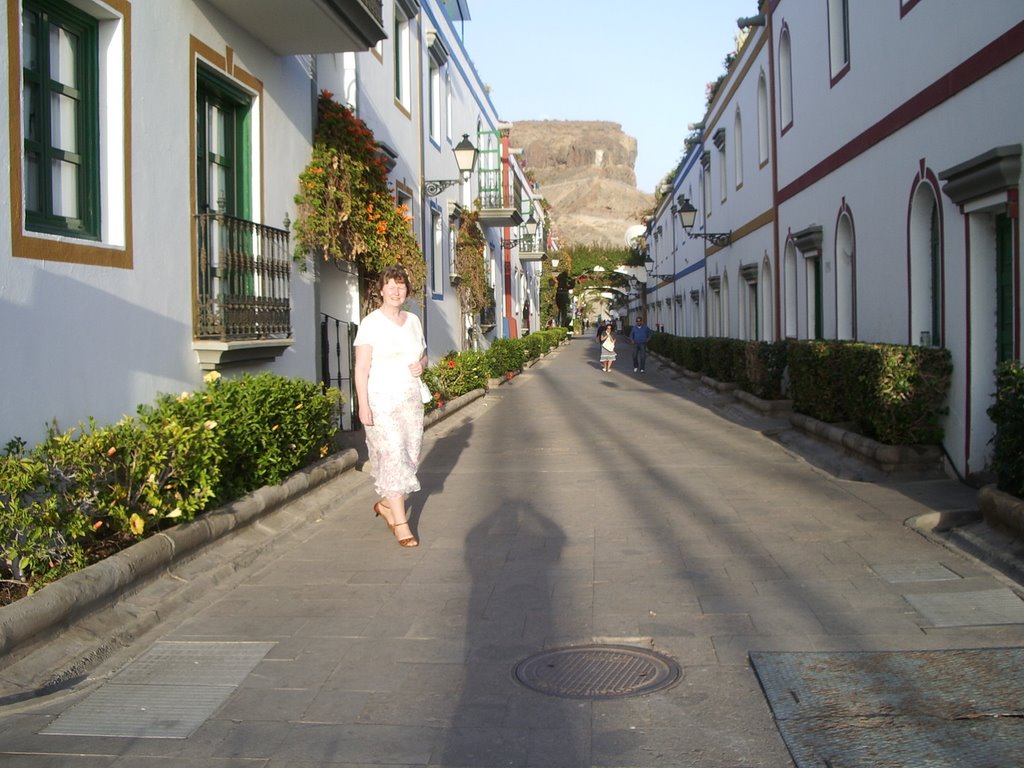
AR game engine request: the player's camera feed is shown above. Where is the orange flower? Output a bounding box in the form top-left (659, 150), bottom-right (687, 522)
top-left (448, 360), bottom-right (456, 369)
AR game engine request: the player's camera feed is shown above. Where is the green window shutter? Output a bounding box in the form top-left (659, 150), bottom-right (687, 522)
top-left (22, 0), bottom-right (100, 239)
top-left (196, 65), bottom-right (252, 219)
top-left (996, 214), bottom-right (1013, 364)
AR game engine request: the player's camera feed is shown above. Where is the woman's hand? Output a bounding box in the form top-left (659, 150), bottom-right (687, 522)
top-left (359, 404), bottom-right (374, 427)
top-left (409, 356), bottom-right (427, 377)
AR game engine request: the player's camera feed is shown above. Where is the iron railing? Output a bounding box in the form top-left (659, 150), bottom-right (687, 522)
top-left (320, 313), bottom-right (358, 431)
top-left (195, 211), bottom-right (292, 340)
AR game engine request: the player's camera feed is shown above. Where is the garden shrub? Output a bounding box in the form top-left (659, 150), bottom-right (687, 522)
top-left (787, 340), bottom-right (850, 423)
top-left (485, 337), bottom-right (527, 377)
top-left (422, 351), bottom-right (489, 411)
top-left (0, 373), bottom-right (340, 594)
top-left (841, 343), bottom-right (951, 445)
top-left (989, 360), bottom-right (1024, 498)
top-left (742, 341), bottom-right (788, 400)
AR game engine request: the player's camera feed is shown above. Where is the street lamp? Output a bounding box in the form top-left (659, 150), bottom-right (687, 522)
top-left (676, 195), bottom-right (731, 247)
top-left (425, 134), bottom-right (479, 197)
top-left (644, 252), bottom-right (674, 282)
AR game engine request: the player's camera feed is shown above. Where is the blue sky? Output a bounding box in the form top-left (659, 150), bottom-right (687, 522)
top-left (459, 1), bottom-right (760, 194)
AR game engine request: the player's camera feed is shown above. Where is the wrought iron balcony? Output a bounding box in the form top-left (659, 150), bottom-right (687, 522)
top-left (194, 211), bottom-right (292, 342)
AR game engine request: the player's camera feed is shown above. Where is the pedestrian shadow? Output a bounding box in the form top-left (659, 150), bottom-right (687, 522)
top-left (438, 499), bottom-right (586, 765)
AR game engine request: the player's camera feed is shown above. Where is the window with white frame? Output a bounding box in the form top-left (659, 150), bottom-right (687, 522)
top-left (445, 70), bottom-right (453, 142)
top-left (701, 152), bottom-right (711, 217)
top-left (14, 0), bottom-right (131, 267)
top-left (779, 26), bottom-right (793, 132)
top-left (757, 71), bottom-right (769, 165)
top-left (733, 109), bottom-right (743, 190)
top-left (430, 207), bottom-right (443, 295)
top-left (784, 242), bottom-right (798, 337)
top-left (428, 58), bottom-right (440, 143)
top-left (393, 3), bottom-right (411, 112)
top-left (828, 0), bottom-right (851, 82)
top-left (714, 128), bottom-right (726, 203)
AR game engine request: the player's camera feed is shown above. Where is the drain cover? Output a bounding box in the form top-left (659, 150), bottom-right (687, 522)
top-left (514, 644), bottom-right (681, 699)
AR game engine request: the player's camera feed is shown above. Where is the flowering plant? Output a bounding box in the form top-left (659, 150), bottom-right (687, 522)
top-left (453, 208), bottom-right (489, 315)
top-left (293, 92), bottom-right (426, 293)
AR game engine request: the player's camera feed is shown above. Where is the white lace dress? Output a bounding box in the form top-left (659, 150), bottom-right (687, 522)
top-left (353, 309), bottom-right (425, 498)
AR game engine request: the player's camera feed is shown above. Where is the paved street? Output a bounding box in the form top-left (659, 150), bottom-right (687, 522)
top-left (2, 337), bottom-right (1023, 767)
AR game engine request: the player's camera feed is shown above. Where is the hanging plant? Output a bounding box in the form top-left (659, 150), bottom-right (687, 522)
top-left (453, 207), bottom-right (488, 315)
top-left (293, 91), bottom-right (426, 294)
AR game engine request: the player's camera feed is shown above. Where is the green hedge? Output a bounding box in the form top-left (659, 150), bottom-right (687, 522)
top-left (989, 360), bottom-right (1024, 498)
top-left (651, 334), bottom-right (952, 446)
top-left (1, 373), bottom-right (340, 592)
top-left (788, 340), bottom-right (951, 444)
top-left (420, 328), bottom-right (567, 413)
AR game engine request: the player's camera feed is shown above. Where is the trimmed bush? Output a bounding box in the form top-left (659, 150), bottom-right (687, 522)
top-left (787, 341), bottom-right (850, 423)
top-left (485, 337), bottom-right (527, 377)
top-left (989, 360), bottom-right (1024, 498)
top-left (1, 373), bottom-right (340, 593)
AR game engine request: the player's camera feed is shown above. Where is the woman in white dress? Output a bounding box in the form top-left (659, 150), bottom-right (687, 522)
top-left (353, 265), bottom-right (427, 547)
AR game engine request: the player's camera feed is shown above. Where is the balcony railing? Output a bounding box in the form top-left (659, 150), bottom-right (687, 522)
top-left (195, 211), bottom-right (292, 340)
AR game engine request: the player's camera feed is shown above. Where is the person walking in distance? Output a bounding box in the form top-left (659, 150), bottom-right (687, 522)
top-left (598, 321), bottom-right (617, 372)
top-left (353, 264), bottom-right (427, 547)
top-left (629, 315), bottom-right (653, 372)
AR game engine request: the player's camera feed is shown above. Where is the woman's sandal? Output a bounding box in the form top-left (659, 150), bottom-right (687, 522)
top-left (392, 522), bottom-right (418, 548)
top-left (373, 501), bottom-right (394, 531)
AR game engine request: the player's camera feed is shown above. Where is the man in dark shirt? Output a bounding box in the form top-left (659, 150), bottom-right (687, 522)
top-left (628, 316), bottom-right (653, 372)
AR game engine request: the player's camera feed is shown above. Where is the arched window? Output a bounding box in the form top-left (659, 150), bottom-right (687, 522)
top-left (761, 255), bottom-right (774, 341)
top-left (784, 241), bottom-right (798, 337)
top-left (835, 211), bottom-right (856, 340)
top-left (909, 178), bottom-right (942, 346)
top-left (734, 109), bottom-right (744, 189)
top-left (779, 25), bottom-right (793, 132)
top-left (721, 271), bottom-right (731, 337)
top-left (757, 71), bottom-right (769, 166)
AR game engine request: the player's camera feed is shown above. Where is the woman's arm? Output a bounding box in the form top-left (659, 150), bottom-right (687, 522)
top-left (354, 344), bottom-right (373, 426)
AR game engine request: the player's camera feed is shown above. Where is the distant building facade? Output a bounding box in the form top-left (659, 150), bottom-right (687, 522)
top-left (638, 2), bottom-right (1024, 480)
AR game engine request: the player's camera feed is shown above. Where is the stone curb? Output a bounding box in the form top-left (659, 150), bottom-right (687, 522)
top-left (788, 412), bottom-right (943, 473)
top-left (979, 484), bottom-right (1024, 539)
top-left (0, 449), bottom-right (360, 660)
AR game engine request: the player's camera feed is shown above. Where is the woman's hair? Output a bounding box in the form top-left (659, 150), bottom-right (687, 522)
top-left (376, 264), bottom-right (411, 294)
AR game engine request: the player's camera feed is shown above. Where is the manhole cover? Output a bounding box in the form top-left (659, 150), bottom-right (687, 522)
top-left (513, 644), bottom-right (681, 699)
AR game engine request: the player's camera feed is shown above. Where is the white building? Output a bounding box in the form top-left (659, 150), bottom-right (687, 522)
top-left (1, 0), bottom-right (545, 443)
top-left (637, 2), bottom-right (1024, 481)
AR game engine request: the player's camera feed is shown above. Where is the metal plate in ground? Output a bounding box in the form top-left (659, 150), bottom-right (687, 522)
top-left (750, 647), bottom-right (1024, 767)
top-left (42, 641), bottom-right (274, 738)
top-left (870, 562), bottom-right (961, 583)
top-left (514, 644), bottom-right (681, 699)
top-left (904, 588), bottom-right (1024, 627)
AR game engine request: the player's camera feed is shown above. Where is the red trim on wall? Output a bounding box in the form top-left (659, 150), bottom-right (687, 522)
top-left (963, 217), bottom-right (972, 476)
top-left (900, 0), bottom-right (926, 20)
top-left (1013, 188), bottom-right (1021, 359)
top-left (779, 20), bottom-right (1024, 204)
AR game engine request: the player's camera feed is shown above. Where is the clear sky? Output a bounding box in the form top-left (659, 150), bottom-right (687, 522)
top-left (459, 1), bottom-right (760, 194)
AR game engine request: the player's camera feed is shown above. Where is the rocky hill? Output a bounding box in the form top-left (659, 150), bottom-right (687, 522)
top-left (509, 120), bottom-right (655, 249)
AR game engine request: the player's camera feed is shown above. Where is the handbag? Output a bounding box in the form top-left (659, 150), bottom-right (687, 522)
top-left (419, 379), bottom-right (433, 404)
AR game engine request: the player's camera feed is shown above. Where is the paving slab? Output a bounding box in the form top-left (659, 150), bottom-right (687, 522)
top-left (3, 339), bottom-right (1024, 767)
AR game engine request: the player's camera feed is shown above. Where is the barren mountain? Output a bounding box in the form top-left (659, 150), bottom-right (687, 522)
top-left (510, 120), bottom-right (655, 248)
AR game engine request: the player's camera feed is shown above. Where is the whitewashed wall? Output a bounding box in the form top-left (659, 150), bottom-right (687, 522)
top-left (1, 1), bottom-right (318, 445)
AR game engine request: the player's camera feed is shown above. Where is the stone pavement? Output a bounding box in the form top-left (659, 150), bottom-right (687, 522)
top-left (2, 337), bottom-right (1024, 767)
